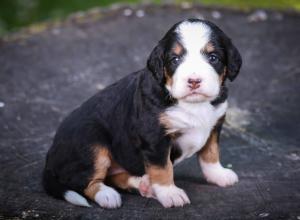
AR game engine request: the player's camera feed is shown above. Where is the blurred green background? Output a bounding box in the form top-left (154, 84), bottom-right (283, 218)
top-left (0, 0), bottom-right (299, 35)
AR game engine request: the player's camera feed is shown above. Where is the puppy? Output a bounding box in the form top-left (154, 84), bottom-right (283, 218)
top-left (43, 18), bottom-right (242, 208)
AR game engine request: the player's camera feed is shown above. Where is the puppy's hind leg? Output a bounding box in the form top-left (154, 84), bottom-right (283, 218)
top-left (84, 147), bottom-right (122, 209)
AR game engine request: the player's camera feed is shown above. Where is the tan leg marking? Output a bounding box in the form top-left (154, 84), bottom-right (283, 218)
top-left (84, 147), bottom-right (111, 200)
top-left (107, 172), bottom-right (148, 194)
top-left (146, 158), bottom-right (174, 186)
top-left (106, 161), bottom-right (132, 190)
top-left (198, 130), bottom-right (220, 163)
top-left (146, 156), bottom-right (190, 207)
top-left (198, 116), bottom-right (225, 163)
top-left (106, 161), bottom-right (155, 198)
top-left (198, 123), bottom-right (239, 187)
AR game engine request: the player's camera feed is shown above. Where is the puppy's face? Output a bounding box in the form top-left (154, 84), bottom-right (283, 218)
top-left (148, 19), bottom-right (242, 103)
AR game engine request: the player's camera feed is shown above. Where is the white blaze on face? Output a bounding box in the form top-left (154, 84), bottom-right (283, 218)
top-left (168, 21), bottom-right (220, 103)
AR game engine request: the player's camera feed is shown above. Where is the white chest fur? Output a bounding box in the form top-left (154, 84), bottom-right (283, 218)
top-left (162, 101), bottom-right (228, 165)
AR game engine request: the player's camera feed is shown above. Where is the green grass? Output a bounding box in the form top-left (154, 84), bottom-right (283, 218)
top-left (0, 0), bottom-right (139, 35)
top-left (0, 0), bottom-right (299, 36)
top-left (199, 0), bottom-right (300, 11)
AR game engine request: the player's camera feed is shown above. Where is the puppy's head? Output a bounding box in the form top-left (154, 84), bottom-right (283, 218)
top-left (147, 19), bottom-right (242, 103)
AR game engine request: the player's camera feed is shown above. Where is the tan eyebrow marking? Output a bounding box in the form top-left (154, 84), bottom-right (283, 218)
top-left (203, 42), bottom-right (215, 53)
top-left (172, 43), bottom-right (183, 55)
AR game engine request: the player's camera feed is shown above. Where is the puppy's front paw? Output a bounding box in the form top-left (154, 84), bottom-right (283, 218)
top-left (138, 174), bottom-right (156, 199)
top-left (206, 168), bottom-right (238, 187)
top-left (201, 162), bottom-right (238, 187)
top-left (152, 184), bottom-right (190, 208)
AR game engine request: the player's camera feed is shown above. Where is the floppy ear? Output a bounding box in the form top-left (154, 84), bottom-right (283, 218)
top-left (147, 42), bottom-right (165, 84)
top-left (225, 39), bottom-right (242, 81)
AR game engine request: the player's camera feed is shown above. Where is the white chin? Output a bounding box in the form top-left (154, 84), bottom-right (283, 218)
top-left (181, 94), bottom-right (212, 103)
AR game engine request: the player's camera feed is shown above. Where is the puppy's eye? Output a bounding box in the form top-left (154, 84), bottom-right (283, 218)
top-left (170, 56), bottom-right (181, 65)
top-left (208, 54), bottom-right (220, 64)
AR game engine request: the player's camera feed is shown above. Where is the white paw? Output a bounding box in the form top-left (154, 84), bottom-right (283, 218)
top-left (95, 184), bottom-right (122, 209)
top-left (152, 184), bottom-right (190, 208)
top-left (137, 174), bottom-right (156, 199)
top-left (201, 161), bottom-right (238, 187)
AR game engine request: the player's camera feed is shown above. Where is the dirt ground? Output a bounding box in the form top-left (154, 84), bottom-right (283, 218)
top-left (0, 4), bottom-right (299, 220)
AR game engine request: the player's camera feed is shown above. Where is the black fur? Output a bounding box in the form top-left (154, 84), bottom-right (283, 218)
top-left (211, 86), bottom-right (228, 106)
top-left (43, 70), bottom-right (173, 196)
top-left (43, 18), bottom-right (242, 200)
top-left (201, 19), bottom-right (242, 81)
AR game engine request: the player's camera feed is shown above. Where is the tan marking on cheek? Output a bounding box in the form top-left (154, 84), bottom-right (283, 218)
top-left (146, 157), bottom-right (174, 186)
top-left (164, 68), bottom-right (173, 88)
top-left (84, 146), bottom-right (111, 200)
top-left (219, 67), bottom-right (227, 85)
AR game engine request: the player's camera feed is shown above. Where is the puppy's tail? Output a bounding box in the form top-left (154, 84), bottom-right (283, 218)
top-left (43, 169), bottom-right (90, 207)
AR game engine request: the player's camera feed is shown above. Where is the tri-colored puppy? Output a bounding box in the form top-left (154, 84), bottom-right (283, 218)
top-left (43, 18), bottom-right (242, 208)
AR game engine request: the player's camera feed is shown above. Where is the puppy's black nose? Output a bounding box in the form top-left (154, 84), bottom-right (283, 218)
top-left (188, 78), bottom-right (201, 90)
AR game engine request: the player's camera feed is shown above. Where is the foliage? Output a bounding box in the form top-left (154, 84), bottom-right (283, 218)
top-left (0, 0), bottom-right (299, 35)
